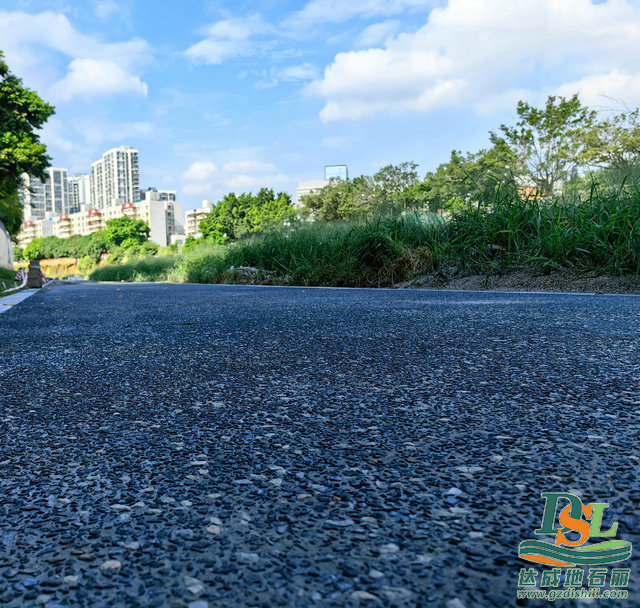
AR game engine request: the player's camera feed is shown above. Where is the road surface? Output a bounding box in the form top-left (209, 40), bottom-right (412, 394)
top-left (1, 282), bottom-right (638, 607)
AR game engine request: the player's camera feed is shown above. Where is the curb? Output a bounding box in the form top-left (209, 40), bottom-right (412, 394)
top-left (0, 289), bottom-right (41, 314)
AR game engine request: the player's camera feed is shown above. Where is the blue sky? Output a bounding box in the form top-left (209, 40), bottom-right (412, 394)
top-left (1, 0), bottom-right (640, 211)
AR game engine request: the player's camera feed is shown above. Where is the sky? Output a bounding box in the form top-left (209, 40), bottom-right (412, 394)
top-left (1, 0), bottom-right (640, 212)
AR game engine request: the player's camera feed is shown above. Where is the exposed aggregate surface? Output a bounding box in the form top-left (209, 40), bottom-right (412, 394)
top-left (0, 282), bottom-right (638, 608)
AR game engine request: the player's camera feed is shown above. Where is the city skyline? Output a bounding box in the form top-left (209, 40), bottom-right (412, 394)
top-left (2, 0), bottom-right (640, 212)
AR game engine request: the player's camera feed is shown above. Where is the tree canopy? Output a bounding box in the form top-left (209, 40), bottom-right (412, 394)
top-left (104, 217), bottom-right (150, 247)
top-left (301, 95), bottom-right (640, 217)
top-left (199, 188), bottom-right (296, 243)
top-left (21, 218), bottom-right (151, 261)
top-left (300, 163), bottom-right (423, 221)
top-left (489, 94), bottom-right (598, 194)
top-left (0, 50), bottom-right (55, 235)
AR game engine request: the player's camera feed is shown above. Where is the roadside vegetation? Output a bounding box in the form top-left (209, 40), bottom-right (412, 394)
top-left (0, 266), bottom-right (18, 294)
top-left (88, 95), bottom-right (640, 287)
top-left (89, 186), bottom-right (640, 287)
top-left (6, 92), bottom-right (638, 288)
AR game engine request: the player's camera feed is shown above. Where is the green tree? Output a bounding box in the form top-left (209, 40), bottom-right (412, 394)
top-left (85, 230), bottom-right (111, 260)
top-left (490, 94), bottom-right (597, 194)
top-left (583, 107), bottom-right (640, 186)
top-left (23, 237), bottom-right (44, 260)
top-left (301, 162), bottom-right (422, 220)
top-left (0, 50), bottom-right (55, 235)
top-left (418, 148), bottom-right (515, 211)
top-left (371, 161), bottom-right (419, 213)
top-left (199, 193), bottom-right (239, 242)
top-left (104, 217), bottom-right (150, 247)
top-left (182, 235), bottom-right (199, 251)
top-left (200, 188), bottom-right (297, 242)
top-left (301, 179), bottom-right (357, 220)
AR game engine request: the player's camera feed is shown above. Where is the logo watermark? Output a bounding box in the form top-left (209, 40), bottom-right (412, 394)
top-left (517, 492), bottom-right (632, 602)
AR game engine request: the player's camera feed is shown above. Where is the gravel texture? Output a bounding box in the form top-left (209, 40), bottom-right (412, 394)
top-left (395, 269), bottom-right (640, 295)
top-left (0, 282), bottom-right (639, 608)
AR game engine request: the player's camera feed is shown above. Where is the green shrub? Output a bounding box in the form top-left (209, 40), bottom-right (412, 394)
top-left (89, 255), bottom-right (180, 282)
top-left (77, 256), bottom-right (96, 274)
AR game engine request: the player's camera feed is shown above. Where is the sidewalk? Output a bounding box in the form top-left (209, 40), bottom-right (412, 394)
top-left (0, 289), bottom-right (40, 314)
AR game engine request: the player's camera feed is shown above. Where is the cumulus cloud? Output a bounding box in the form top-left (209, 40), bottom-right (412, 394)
top-left (184, 15), bottom-right (274, 65)
top-left (50, 58), bottom-right (148, 101)
top-left (0, 10), bottom-right (151, 101)
top-left (355, 20), bottom-right (401, 48)
top-left (306, 0), bottom-right (640, 121)
top-left (182, 159), bottom-right (287, 196)
top-left (555, 70), bottom-right (640, 109)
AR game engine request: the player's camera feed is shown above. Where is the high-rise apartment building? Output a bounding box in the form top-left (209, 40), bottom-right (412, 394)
top-left (19, 174), bottom-right (46, 220)
top-left (90, 146), bottom-right (140, 209)
top-left (48, 168), bottom-right (70, 215)
top-left (19, 168), bottom-right (71, 219)
top-left (68, 174), bottom-right (91, 213)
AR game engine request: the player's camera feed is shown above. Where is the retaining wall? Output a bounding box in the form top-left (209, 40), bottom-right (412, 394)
top-left (0, 221), bottom-right (13, 269)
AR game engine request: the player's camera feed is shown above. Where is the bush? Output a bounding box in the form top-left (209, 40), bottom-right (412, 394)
top-left (106, 246), bottom-right (126, 264)
top-left (89, 255), bottom-right (179, 282)
top-left (77, 256), bottom-right (96, 274)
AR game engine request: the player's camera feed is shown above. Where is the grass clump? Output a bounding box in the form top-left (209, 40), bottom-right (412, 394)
top-left (167, 216), bottom-right (439, 287)
top-left (0, 266), bottom-right (19, 293)
top-left (89, 255), bottom-right (179, 282)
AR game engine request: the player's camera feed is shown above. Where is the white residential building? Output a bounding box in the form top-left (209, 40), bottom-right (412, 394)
top-left (90, 146), bottom-right (140, 209)
top-left (141, 188), bottom-right (177, 202)
top-left (19, 174), bottom-right (47, 220)
top-left (19, 168), bottom-right (71, 219)
top-left (185, 200), bottom-right (213, 238)
top-left (17, 201), bottom-right (184, 249)
top-left (68, 174), bottom-right (92, 213)
top-left (295, 179), bottom-right (329, 207)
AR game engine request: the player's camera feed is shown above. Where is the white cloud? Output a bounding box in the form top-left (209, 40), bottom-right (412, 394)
top-left (95, 1), bottom-right (121, 19)
top-left (183, 161), bottom-right (218, 181)
top-left (182, 159), bottom-right (287, 197)
top-left (278, 63), bottom-right (319, 81)
top-left (50, 58), bottom-right (148, 101)
top-left (39, 118), bottom-right (75, 154)
top-left (284, 0), bottom-right (432, 28)
top-left (355, 20), bottom-right (401, 48)
top-left (255, 62), bottom-right (319, 88)
top-left (223, 160), bottom-right (277, 173)
top-left (307, 0), bottom-right (640, 121)
top-left (555, 70), bottom-right (640, 109)
top-left (75, 120), bottom-right (156, 146)
top-left (184, 15), bottom-right (274, 65)
top-left (0, 10), bottom-right (151, 100)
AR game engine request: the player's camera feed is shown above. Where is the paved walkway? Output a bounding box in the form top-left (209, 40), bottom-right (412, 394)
top-left (0, 283), bottom-right (638, 607)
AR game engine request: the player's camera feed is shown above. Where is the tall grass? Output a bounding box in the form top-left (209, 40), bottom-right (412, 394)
top-left (89, 256), bottom-right (179, 282)
top-left (0, 266), bottom-right (17, 293)
top-left (90, 188), bottom-right (640, 286)
top-left (168, 216), bottom-right (441, 287)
